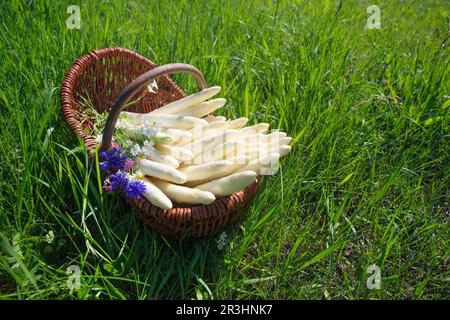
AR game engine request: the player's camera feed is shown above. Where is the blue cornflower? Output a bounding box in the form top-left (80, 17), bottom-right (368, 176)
top-left (109, 172), bottom-right (129, 190)
top-left (125, 180), bottom-right (146, 199)
top-left (99, 161), bottom-right (109, 172)
top-left (99, 147), bottom-right (129, 173)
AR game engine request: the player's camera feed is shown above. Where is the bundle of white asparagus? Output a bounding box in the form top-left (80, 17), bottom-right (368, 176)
top-left (115, 86), bottom-right (292, 210)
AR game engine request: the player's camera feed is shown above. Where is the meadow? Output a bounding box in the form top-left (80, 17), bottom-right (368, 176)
top-left (0, 0), bottom-right (448, 299)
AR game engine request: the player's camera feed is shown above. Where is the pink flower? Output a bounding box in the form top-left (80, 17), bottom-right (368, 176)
top-left (123, 159), bottom-right (135, 172)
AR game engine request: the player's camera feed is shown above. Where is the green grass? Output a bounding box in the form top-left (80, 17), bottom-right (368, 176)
top-left (0, 0), bottom-right (449, 299)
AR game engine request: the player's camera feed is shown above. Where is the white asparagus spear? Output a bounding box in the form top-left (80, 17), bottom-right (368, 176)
top-left (244, 136), bottom-right (291, 152)
top-left (144, 149), bottom-right (180, 168)
top-left (243, 132), bottom-right (287, 145)
top-left (174, 98), bottom-right (226, 118)
top-left (226, 117), bottom-right (248, 129)
top-left (188, 120), bottom-right (228, 138)
top-left (184, 130), bottom-right (238, 157)
top-left (149, 86), bottom-right (221, 115)
top-left (246, 136), bottom-right (292, 149)
top-left (156, 144), bottom-right (194, 163)
top-left (165, 128), bottom-right (193, 146)
top-left (150, 179), bottom-right (216, 205)
top-left (195, 171), bottom-right (257, 197)
top-left (220, 135), bottom-right (291, 160)
top-left (137, 158), bottom-right (187, 184)
top-left (143, 114), bottom-right (207, 130)
top-left (226, 155), bottom-right (251, 166)
top-left (185, 156), bottom-right (250, 187)
top-left (120, 112), bottom-right (207, 129)
top-left (204, 115), bottom-right (227, 123)
top-left (203, 130), bottom-right (239, 153)
top-left (179, 160), bottom-right (232, 182)
top-left (223, 141), bottom-right (266, 159)
top-left (278, 145), bottom-right (292, 157)
top-left (267, 131), bottom-right (287, 138)
top-left (153, 131), bottom-right (175, 144)
top-left (141, 177), bottom-right (173, 210)
top-left (184, 131), bottom-right (225, 156)
top-left (237, 153), bottom-right (280, 175)
top-left (262, 137), bottom-right (292, 150)
top-left (240, 142), bottom-right (268, 160)
top-left (240, 123), bottom-right (270, 135)
top-left (179, 121), bottom-right (228, 148)
top-left (239, 140), bottom-right (292, 160)
top-left (205, 156), bottom-right (249, 181)
top-left (277, 136), bottom-right (293, 145)
top-left (258, 145), bottom-right (291, 158)
top-left (192, 139), bottom-right (242, 164)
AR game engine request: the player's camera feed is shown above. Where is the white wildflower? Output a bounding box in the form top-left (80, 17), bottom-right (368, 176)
top-left (153, 121), bottom-right (163, 131)
top-left (125, 168), bottom-right (144, 181)
top-left (125, 170), bottom-right (144, 184)
top-left (129, 143), bottom-right (143, 158)
top-left (216, 231), bottom-right (227, 250)
top-left (124, 170), bottom-right (134, 180)
top-left (44, 230), bottom-right (55, 244)
top-left (95, 134), bottom-right (103, 144)
top-left (140, 122), bottom-right (163, 138)
top-left (133, 170), bottom-right (144, 180)
top-left (147, 80), bottom-right (158, 94)
top-left (139, 124), bottom-right (154, 138)
top-left (116, 118), bottom-right (128, 129)
top-left (142, 140), bottom-right (155, 155)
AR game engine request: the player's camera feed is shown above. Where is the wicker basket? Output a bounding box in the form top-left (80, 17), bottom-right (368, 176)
top-left (60, 47), bottom-right (259, 238)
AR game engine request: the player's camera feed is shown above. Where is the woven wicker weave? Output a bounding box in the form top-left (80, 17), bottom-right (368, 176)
top-left (60, 47), bottom-right (259, 238)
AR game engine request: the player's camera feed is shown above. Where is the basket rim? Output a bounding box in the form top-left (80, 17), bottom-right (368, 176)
top-left (60, 47), bottom-right (259, 226)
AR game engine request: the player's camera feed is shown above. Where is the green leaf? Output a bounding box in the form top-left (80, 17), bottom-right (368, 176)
top-left (441, 99), bottom-right (450, 109)
top-left (301, 241), bottom-right (345, 269)
top-left (339, 172), bottom-right (354, 186)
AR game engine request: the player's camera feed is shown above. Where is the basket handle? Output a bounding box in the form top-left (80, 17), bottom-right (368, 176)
top-left (101, 63), bottom-right (206, 150)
